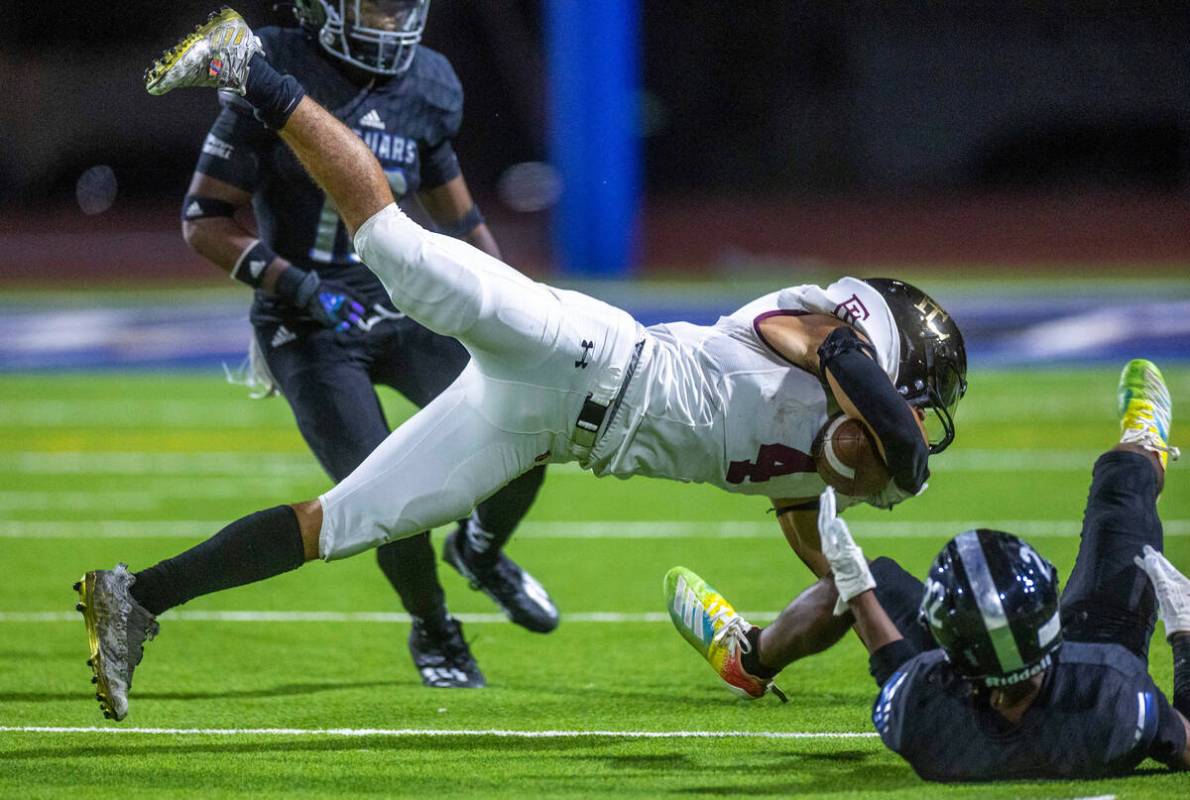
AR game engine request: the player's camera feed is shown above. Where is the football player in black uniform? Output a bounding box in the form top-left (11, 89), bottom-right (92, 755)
top-left (681, 358), bottom-right (1189, 781)
top-left (179, 0), bottom-right (558, 689)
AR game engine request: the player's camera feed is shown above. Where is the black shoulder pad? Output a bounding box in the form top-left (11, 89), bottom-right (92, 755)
top-left (409, 46), bottom-right (463, 114)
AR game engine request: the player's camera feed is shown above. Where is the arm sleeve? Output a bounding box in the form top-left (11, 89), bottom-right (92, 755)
top-left (818, 326), bottom-right (930, 493)
top-left (869, 639), bottom-right (920, 688)
top-left (193, 94), bottom-right (274, 191)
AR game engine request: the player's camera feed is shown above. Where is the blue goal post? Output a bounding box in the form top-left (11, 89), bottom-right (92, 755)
top-left (544, 0), bottom-right (641, 276)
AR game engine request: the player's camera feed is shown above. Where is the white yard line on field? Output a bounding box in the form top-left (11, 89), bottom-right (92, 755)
top-left (0, 449), bottom-right (1118, 474)
top-left (0, 610), bottom-right (766, 624)
top-left (0, 519), bottom-right (1187, 540)
top-left (0, 725), bottom-right (877, 739)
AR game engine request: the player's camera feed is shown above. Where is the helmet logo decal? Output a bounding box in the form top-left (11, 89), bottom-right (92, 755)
top-left (955, 530), bottom-right (1025, 673)
top-left (834, 294), bottom-right (871, 323)
top-left (914, 297), bottom-right (952, 342)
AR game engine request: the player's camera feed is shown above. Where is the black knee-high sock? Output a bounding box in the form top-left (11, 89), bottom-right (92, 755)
top-left (130, 506), bottom-right (306, 616)
top-left (375, 534), bottom-right (449, 629)
top-left (243, 54), bottom-right (305, 130)
top-left (466, 466), bottom-right (546, 565)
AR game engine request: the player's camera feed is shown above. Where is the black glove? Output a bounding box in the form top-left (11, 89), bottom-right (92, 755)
top-left (275, 267), bottom-right (367, 333)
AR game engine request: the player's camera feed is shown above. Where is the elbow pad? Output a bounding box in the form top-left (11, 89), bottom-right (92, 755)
top-left (869, 638), bottom-right (919, 688)
top-left (818, 326), bottom-right (929, 493)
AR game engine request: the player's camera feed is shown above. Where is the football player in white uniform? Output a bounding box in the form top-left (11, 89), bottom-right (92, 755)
top-left (73, 8), bottom-right (966, 721)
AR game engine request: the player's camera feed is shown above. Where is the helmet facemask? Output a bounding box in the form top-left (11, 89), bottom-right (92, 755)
top-left (314, 0), bottom-right (430, 76)
top-left (907, 339), bottom-right (967, 455)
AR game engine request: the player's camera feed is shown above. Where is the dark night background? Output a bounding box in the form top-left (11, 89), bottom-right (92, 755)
top-left (2, 1), bottom-right (1188, 272)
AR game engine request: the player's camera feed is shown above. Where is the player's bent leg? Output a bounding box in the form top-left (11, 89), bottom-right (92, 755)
top-left (1062, 359), bottom-right (1179, 662)
top-left (76, 502), bottom-right (312, 720)
top-left (318, 365), bottom-right (550, 561)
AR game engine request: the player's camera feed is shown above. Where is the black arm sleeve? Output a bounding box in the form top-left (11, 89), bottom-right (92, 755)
top-left (1174, 634), bottom-right (1190, 720)
top-left (869, 639), bottom-right (919, 687)
top-left (818, 326), bottom-right (929, 493)
top-left (193, 95), bottom-right (274, 191)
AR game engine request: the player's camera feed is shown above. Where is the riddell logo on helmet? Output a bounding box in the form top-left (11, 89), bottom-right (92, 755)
top-left (834, 294), bottom-right (870, 323)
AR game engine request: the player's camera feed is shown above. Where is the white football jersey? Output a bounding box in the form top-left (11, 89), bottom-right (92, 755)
top-left (590, 278), bottom-right (900, 500)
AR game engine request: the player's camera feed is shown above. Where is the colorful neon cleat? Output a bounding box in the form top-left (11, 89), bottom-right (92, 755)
top-left (1118, 359), bottom-right (1179, 470)
top-left (664, 566), bottom-right (785, 701)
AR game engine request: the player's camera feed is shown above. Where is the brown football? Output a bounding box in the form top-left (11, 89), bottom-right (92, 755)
top-left (811, 415), bottom-right (890, 497)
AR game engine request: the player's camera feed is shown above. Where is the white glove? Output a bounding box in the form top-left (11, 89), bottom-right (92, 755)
top-left (818, 487), bottom-right (876, 615)
top-left (1134, 545), bottom-right (1190, 639)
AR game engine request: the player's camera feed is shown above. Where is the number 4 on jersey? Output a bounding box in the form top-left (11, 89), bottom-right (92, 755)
top-left (726, 443), bottom-right (814, 485)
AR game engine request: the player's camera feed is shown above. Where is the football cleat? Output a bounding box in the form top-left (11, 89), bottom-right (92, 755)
top-left (664, 566), bottom-right (786, 701)
top-left (408, 617), bottom-right (485, 689)
top-left (443, 525), bottom-right (559, 634)
top-left (1118, 359), bottom-right (1179, 470)
top-left (145, 7), bottom-right (262, 96)
top-left (74, 564), bottom-right (159, 721)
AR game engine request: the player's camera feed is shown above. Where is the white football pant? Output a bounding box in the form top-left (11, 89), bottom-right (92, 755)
top-left (317, 203), bottom-right (641, 560)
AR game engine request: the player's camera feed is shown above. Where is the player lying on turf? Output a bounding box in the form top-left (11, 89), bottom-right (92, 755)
top-left (182, 0), bottom-right (558, 690)
top-left (668, 359), bottom-right (1189, 780)
top-left (71, 8), bottom-right (964, 722)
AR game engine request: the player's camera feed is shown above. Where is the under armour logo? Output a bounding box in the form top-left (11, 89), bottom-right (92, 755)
top-left (575, 339), bottom-right (595, 369)
top-left (834, 294), bottom-right (871, 323)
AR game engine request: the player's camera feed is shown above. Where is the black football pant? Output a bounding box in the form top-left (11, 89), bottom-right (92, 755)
top-left (258, 315), bottom-right (545, 619)
top-left (1060, 450), bottom-right (1163, 663)
top-left (868, 450), bottom-right (1164, 661)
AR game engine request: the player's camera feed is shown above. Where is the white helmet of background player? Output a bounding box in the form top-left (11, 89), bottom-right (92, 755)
top-left (294, 0), bottom-right (431, 76)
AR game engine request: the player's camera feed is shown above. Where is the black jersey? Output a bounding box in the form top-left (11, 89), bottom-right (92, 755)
top-left (874, 642), bottom-right (1187, 782)
top-left (193, 26), bottom-right (464, 320)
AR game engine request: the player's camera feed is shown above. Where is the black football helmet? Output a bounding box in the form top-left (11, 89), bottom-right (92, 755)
top-left (294, 0), bottom-right (430, 76)
top-left (920, 530), bottom-right (1062, 687)
top-left (863, 278), bottom-right (967, 454)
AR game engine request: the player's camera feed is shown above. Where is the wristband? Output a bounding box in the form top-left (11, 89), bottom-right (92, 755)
top-left (182, 195), bottom-right (236, 222)
top-left (272, 264), bottom-right (319, 308)
top-left (437, 204), bottom-right (485, 238)
top-left (230, 240), bottom-right (278, 288)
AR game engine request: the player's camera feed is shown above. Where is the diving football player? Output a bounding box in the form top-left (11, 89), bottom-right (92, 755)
top-left (72, 8), bottom-right (964, 721)
top-left (180, 0), bottom-right (559, 688)
top-left (669, 359), bottom-right (1189, 779)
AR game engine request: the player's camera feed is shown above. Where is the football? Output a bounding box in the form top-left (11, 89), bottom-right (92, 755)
top-left (812, 414), bottom-right (890, 497)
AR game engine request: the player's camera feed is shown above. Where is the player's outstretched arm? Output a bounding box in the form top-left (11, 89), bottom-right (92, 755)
top-left (817, 488), bottom-right (917, 685)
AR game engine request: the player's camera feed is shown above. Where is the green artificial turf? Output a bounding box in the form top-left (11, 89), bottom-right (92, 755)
top-left (0, 367), bottom-right (1188, 798)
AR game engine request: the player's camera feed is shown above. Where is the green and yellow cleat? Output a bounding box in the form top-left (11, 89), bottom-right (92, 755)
top-left (75, 564), bottom-right (159, 721)
top-left (1118, 359), bottom-right (1179, 470)
top-left (664, 566), bottom-right (785, 701)
top-left (145, 7), bottom-right (262, 96)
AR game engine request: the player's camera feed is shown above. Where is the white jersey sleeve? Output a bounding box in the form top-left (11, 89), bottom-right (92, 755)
top-left (729, 277), bottom-right (901, 383)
